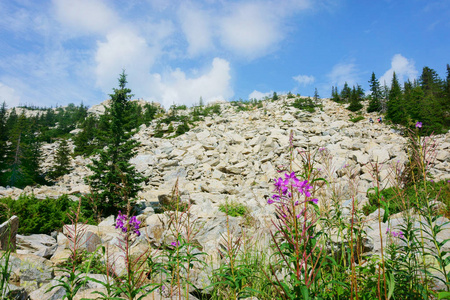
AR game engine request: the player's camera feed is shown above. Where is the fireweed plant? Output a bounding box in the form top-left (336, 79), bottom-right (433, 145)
top-left (159, 178), bottom-right (206, 299)
top-left (47, 197), bottom-right (93, 300)
top-left (88, 190), bottom-right (158, 300)
top-left (263, 131), bottom-right (327, 299)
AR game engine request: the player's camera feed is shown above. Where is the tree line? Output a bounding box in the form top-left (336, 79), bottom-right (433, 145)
top-left (0, 88), bottom-right (161, 189)
top-left (331, 64), bottom-right (450, 135)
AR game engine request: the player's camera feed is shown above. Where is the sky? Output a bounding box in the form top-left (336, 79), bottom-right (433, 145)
top-left (0, 0), bottom-right (449, 109)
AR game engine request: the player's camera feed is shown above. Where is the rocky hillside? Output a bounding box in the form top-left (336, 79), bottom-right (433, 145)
top-left (1, 97), bottom-right (449, 203)
top-left (1, 96), bottom-right (450, 299)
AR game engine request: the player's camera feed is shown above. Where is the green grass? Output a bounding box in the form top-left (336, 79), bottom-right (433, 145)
top-left (363, 179), bottom-right (450, 216)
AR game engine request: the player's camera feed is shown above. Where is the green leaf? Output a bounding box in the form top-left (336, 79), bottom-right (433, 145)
top-left (438, 291), bottom-right (450, 299)
top-left (387, 272), bottom-right (395, 299)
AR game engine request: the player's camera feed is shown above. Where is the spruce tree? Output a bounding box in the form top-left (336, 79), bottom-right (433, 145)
top-left (387, 72), bottom-right (407, 125)
top-left (2, 114), bottom-right (42, 188)
top-left (367, 72), bottom-right (382, 113)
top-left (86, 71), bottom-right (144, 217)
top-left (340, 82), bottom-right (351, 102)
top-left (313, 88), bottom-right (319, 103)
top-left (347, 86), bottom-right (363, 112)
top-left (272, 92), bottom-right (278, 101)
top-left (331, 86), bottom-right (341, 102)
top-left (50, 139), bottom-right (72, 179)
top-left (74, 115), bottom-right (98, 156)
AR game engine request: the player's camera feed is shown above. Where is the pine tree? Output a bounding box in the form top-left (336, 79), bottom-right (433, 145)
top-left (86, 71), bottom-right (144, 217)
top-left (367, 72), bottom-right (382, 113)
top-left (50, 139), bottom-right (72, 179)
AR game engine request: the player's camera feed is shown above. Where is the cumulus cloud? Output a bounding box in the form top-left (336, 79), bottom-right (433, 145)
top-left (178, 4), bottom-right (214, 56)
top-left (249, 90), bottom-right (273, 100)
top-left (150, 58), bottom-right (233, 108)
top-left (219, 3), bottom-right (282, 59)
top-left (293, 75), bottom-right (315, 86)
top-left (94, 29), bottom-right (157, 92)
top-left (327, 62), bottom-right (359, 87)
top-left (53, 0), bottom-right (118, 34)
top-left (379, 54), bottom-right (418, 86)
top-left (0, 83), bottom-right (21, 107)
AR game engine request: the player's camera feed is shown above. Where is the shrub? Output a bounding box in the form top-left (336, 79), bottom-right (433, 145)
top-left (0, 194), bottom-right (95, 234)
top-left (219, 201), bottom-right (248, 217)
top-left (292, 97), bottom-right (316, 113)
top-left (349, 115), bottom-right (365, 123)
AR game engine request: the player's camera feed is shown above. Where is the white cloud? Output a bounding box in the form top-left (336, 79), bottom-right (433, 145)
top-left (293, 75), bottom-right (315, 86)
top-left (219, 3), bottom-right (282, 59)
top-left (94, 29), bottom-right (157, 92)
top-left (249, 90), bottom-right (273, 100)
top-left (150, 58), bottom-right (233, 108)
top-left (0, 83), bottom-right (21, 107)
top-left (178, 4), bottom-right (214, 56)
top-left (327, 62), bottom-right (359, 87)
top-left (379, 54), bottom-right (418, 86)
top-left (53, 0), bottom-right (118, 34)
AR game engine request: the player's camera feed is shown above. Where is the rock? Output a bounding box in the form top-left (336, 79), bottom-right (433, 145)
top-left (371, 148), bottom-right (390, 163)
top-left (99, 215), bottom-right (116, 227)
top-left (63, 225), bottom-right (102, 253)
top-left (130, 154), bottom-right (156, 172)
top-left (0, 216), bottom-right (19, 251)
top-left (8, 253), bottom-right (55, 293)
top-left (16, 234), bottom-right (57, 259)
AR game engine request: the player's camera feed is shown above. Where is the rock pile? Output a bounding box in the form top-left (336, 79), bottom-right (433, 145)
top-left (1, 97), bottom-right (449, 299)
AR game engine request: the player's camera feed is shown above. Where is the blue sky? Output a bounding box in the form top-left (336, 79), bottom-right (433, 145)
top-left (0, 0), bottom-right (449, 109)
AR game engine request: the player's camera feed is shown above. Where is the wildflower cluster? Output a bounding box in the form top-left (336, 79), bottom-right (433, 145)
top-left (386, 228), bottom-right (404, 239)
top-left (268, 171), bottom-right (318, 205)
top-left (115, 211), bottom-right (141, 236)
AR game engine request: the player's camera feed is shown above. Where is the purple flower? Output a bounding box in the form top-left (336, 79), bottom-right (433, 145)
top-left (171, 241), bottom-right (180, 247)
top-left (386, 228), bottom-right (404, 239)
top-left (415, 121), bottom-right (422, 128)
top-left (115, 211), bottom-right (141, 236)
top-left (309, 198), bottom-right (319, 204)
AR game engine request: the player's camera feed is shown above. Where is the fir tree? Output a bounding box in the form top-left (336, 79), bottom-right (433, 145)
top-left (86, 71), bottom-right (144, 217)
top-left (367, 72), bottom-right (382, 112)
top-left (49, 139), bottom-right (72, 179)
